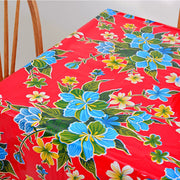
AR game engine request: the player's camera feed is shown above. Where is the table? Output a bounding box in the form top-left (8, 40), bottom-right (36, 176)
top-left (0, 9), bottom-right (180, 180)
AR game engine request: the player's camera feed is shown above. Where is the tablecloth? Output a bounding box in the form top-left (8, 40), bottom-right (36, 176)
top-left (0, 9), bottom-right (180, 180)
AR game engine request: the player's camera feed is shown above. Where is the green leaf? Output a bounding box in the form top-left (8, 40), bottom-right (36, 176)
top-left (82, 80), bottom-right (106, 92)
top-left (100, 12), bottom-right (109, 19)
top-left (154, 32), bottom-right (168, 39)
top-left (99, 89), bottom-right (119, 101)
top-left (113, 125), bottom-right (142, 140)
top-left (59, 131), bottom-right (80, 144)
top-left (103, 108), bottom-right (125, 115)
top-left (121, 27), bottom-right (133, 34)
top-left (5, 101), bottom-right (28, 111)
top-left (169, 54), bottom-right (180, 59)
top-left (168, 90), bottom-right (180, 95)
top-left (57, 143), bottom-right (70, 170)
top-left (89, 121), bottom-right (106, 135)
top-left (119, 59), bottom-right (136, 72)
top-left (57, 82), bottom-right (70, 93)
top-left (0, 160), bottom-right (16, 176)
top-left (114, 139), bottom-right (130, 154)
top-left (25, 64), bottom-right (34, 73)
top-left (70, 89), bottom-right (83, 98)
top-left (54, 56), bottom-right (66, 60)
top-left (133, 111), bottom-right (144, 116)
top-left (171, 61), bottom-right (180, 69)
top-left (115, 49), bottom-right (139, 57)
top-left (105, 16), bottom-right (115, 23)
top-left (148, 38), bottom-right (162, 44)
top-left (25, 78), bottom-right (47, 88)
top-left (36, 106), bottom-right (63, 118)
top-left (161, 177), bottom-right (171, 180)
top-left (114, 41), bottom-right (130, 48)
top-left (90, 140), bottom-right (105, 155)
top-left (39, 118), bottom-right (75, 137)
top-left (122, 38), bottom-right (132, 43)
top-left (55, 49), bottom-right (68, 55)
top-left (144, 68), bottom-right (158, 82)
top-left (88, 101), bottom-right (108, 110)
top-left (131, 55), bottom-right (145, 62)
top-left (79, 158), bottom-right (99, 180)
top-left (132, 31), bottom-right (142, 36)
top-left (150, 51), bottom-right (163, 58)
top-left (141, 26), bottom-right (153, 33)
top-left (54, 100), bottom-right (69, 109)
top-left (33, 59), bottom-right (47, 69)
top-left (38, 65), bottom-right (52, 77)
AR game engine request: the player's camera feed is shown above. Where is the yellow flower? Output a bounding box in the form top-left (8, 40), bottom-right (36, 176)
top-left (154, 104), bottom-right (174, 118)
top-left (106, 161), bottom-right (134, 180)
top-left (123, 23), bottom-right (136, 30)
top-left (100, 32), bottom-right (118, 39)
top-left (125, 73), bottom-right (144, 84)
top-left (33, 138), bottom-right (59, 166)
top-left (67, 170), bottom-right (84, 180)
top-left (109, 93), bottom-right (134, 109)
top-left (25, 175), bottom-right (34, 180)
top-left (26, 91), bottom-right (49, 103)
top-left (165, 73), bottom-right (177, 83)
top-left (102, 56), bottom-right (126, 70)
top-left (162, 34), bottom-right (180, 44)
top-left (62, 76), bottom-right (79, 85)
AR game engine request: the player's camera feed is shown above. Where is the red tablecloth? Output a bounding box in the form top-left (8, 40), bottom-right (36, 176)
top-left (0, 9), bottom-right (180, 180)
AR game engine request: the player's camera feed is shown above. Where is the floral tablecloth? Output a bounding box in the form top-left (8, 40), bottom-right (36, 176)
top-left (0, 9), bottom-right (180, 180)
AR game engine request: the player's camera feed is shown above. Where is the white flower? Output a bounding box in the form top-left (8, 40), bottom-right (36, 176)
top-left (67, 170), bottom-right (84, 180)
top-left (101, 32), bottom-right (118, 40)
top-left (26, 91), bottom-right (49, 102)
top-left (67, 32), bottom-right (84, 39)
top-left (106, 161), bottom-right (134, 180)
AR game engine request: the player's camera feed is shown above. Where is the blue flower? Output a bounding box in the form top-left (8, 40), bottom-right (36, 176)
top-left (95, 115), bottom-right (120, 128)
top-left (59, 121), bottom-right (118, 160)
top-left (125, 33), bottom-right (161, 51)
top-left (14, 107), bottom-right (41, 133)
top-left (59, 91), bottom-right (108, 122)
top-left (0, 147), bottom-right (8, 160)
top-left (127, 112), bottom-right (151, 132)
top-left (14, 152), bottom-right (24, 164)
top-left (124, 14), bottom-right (134, 19)
top-left (65, 61), bottom-right (80, 69)
top-left (35, 51), bottom-right (56, 65)
top-left (145, 19), bottom-right (155, 24)
top-left (135, 50), bottom-right (172, 70)
top-left (159, 47), bottom-right (173, 54)
top-left (37, 168), bottom-right (48, 175)
top-left (95, 42), bottom-right (114, 54)
top-left (165, 167), bottom-right (180, 179)
top-left (24, 51), bottom-right (56, 68)
top-left (146, 85), bottom-right (171, 102)
top-left (90, 69), bottom-right (104, 76)
top-left (106, 9), bottom-right (117, 16)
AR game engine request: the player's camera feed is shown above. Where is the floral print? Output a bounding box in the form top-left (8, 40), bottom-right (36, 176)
top-left (164, 167), bottom-right (180, 179)
top-left (0, 8), bottom-right (180, 180)
top-left (106, 161), bottom-right (134, 180)
top-left (33, 138), bottom-right (59, 166)
top-left (14, 107), bottom-right (41, 133)
top-left (59, 121), bottom-right (118, 160)
top-left (146, 85), bottom-right (171, 102)
top-left (26, 91), bottom-right (49, 102)
top-left (59, 91), bottom-right (108, 122)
